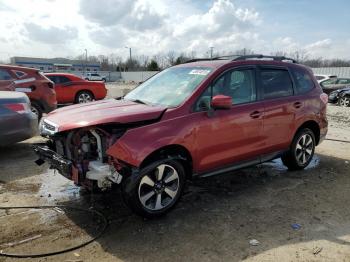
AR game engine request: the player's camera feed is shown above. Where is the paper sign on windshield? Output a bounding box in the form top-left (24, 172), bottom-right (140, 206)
top-left (189, 69), bottom-right (211, 75)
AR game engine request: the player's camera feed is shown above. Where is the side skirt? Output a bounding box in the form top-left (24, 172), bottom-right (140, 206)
top-left (194, 150), bottom-right (286, 179)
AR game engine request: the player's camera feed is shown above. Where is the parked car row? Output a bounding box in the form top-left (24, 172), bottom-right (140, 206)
top-left (0, 64), bottom-right (108, 146)
top-left (314, 74), bottom-right (350, 107)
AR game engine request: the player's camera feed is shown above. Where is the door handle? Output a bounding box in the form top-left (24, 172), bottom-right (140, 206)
top-left (250, 111), bottom-right (262, 119)
top-left (293, 102), bottom-right (302, 109)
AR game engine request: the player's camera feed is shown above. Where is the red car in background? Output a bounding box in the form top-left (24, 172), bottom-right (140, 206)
top-left (0, 65), bottom-right (57, 119)
top-left (45, 73), bottom-right (107, 104)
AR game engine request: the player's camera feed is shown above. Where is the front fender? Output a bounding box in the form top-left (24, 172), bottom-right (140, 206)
top-left (106, 115), bottom-right (197, 168)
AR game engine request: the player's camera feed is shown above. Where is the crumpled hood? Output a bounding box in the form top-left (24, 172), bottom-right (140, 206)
top-left (44, 99), bottom-right (166, 132)
top-left (336, 86), bottom-right (350, 93)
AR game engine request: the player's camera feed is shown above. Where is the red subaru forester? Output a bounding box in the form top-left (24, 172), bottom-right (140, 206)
top-left (34, 55), bottom-right (328, 217)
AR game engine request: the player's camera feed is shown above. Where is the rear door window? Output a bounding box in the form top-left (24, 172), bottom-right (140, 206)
top-left (260, 68), bottom-right (293, 99)
top-left (337, 79), bottom-right (350, 84)
top-left (291, 68), bottom-right (314, 94)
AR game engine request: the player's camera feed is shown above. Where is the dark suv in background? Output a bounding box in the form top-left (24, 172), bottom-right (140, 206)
top-left (35, 55), bottom-right (328, 217)
top-left (0, 65), bottom-right (57, 118)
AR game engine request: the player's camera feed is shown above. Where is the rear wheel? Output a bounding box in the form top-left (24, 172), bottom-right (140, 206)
top-left (122, 159), bottom-right (185, 218)
top-left (75, 91), bottom-right (94, 104)
top-left (339, 96), bottom-right (350, 107)
top-left (281, 128), bottom-right (316, 170)
top-left (30, 101), bottom-right (42, 120)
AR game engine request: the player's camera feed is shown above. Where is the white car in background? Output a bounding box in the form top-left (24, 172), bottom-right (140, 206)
top-left (84, 73), bottom-right (106, 82)
top-left (314, 74), bottom-right (337, 83)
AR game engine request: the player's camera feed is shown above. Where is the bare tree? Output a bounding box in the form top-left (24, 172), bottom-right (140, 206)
top-left (166, 51), bottom-right (176, 66)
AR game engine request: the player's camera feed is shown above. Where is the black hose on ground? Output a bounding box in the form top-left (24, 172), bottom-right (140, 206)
top-left (0, 205), bottom-right (108, 258)
top-left (325, 138), bottom-right (350, 143)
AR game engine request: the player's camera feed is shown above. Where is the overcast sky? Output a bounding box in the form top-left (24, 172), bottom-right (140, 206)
top-left (0, 0), bottom-right (349, 61)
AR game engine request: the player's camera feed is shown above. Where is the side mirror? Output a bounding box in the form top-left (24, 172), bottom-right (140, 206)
top-left (211, 95), bottom-right (232, 110)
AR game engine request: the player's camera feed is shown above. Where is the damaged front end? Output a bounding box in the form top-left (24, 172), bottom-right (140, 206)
top-left (34, 119), bottom-right (128, 191)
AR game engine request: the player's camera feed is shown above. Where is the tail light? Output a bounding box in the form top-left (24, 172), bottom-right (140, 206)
top-left (4, 103), bottom-right (30, 114)
top-left (320, 93), bottom-right (328, 104)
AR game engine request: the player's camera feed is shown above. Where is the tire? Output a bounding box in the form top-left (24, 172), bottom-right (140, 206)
top-left (281, 128), bottom-right (316, 170)
top-left (122, 159), bottom-right (186, 218)
top-left (339, 96), bottom-right (350, 107)
top-left (102, 78), bottom-right (106, 82)
top-left (75, 91), bottom-right (94, 104)
top-left (85, 78), bottom-right (89, 81)
top-left (30, 101), bottom-right (42, 120)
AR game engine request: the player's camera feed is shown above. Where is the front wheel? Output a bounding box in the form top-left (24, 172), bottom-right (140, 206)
top-left (339, 96), bottom-right (350, 107)
top-left (122, 160), bottom-right (185, 218)
top-left (281, 128), bottom-right (316, 170)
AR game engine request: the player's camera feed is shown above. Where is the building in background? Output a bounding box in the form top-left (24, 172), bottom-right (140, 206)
top-left (10, 57), bottom-right (101, 73)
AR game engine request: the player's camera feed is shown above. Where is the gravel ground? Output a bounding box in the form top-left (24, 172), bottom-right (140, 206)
top-left (0, 104), bottom-right (349, 262)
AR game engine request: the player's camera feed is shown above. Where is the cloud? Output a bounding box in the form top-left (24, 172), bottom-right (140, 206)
top-left (89, 27), bottom-right (126, 48)
top-left (173, 0), bottom-right (260, 39)
top-left (128, 2), bottom-right (164, 31)
top-left (79, 0), bottom-right (136, 26)
top-left (0, 2), bottom-right (14, 12)
top-left (23, 23), bottom-right (78, 44)
top-left (305, 39), bottom-right (332, 50)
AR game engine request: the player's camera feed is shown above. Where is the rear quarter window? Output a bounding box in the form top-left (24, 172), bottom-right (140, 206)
top-left (12, 70), bottom-right (27, 78)
top-left (291, 68), bottom-right (315, 94)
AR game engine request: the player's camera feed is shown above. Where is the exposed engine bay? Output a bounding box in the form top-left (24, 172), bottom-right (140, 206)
top-left (34, 124), bottom-right (127, 191)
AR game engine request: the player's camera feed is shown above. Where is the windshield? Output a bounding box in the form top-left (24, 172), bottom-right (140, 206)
top-left (124, 67), bottom-right (213, 107)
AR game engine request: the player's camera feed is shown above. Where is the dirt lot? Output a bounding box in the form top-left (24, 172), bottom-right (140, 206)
top-left (0, 104), bottom-right (349, 262)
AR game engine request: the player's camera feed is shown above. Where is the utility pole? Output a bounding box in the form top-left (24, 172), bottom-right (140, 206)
top-left (125, 46), bottom-right (132, 61)
top-left (210, 47), bottom-right (214, 59)
top-left (84, 48), bottom-right (88, 75)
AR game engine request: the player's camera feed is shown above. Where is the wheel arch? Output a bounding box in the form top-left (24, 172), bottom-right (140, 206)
top-left (75, 89), bottom-right (95, 100)
top-left (140, 144), bottom-right (193, 179)
top-left (295, 120), bottom-right (321, 145)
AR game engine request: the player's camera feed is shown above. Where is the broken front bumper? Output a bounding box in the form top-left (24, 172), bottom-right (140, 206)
top-left (33, 144), bottom-right (72, 179)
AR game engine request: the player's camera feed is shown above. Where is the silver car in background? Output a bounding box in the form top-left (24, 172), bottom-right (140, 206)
top-left (0, 91), bottom-right (38, 146)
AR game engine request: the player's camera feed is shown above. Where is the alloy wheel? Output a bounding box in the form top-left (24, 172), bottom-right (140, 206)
top-left (295, 134), bottom-right (314, 165)
top-left (78, 93), bottom-right (93, 103)
top-left (138, 164), bottom-right (180, 211)
top-left (339, 96), bottom-right (350, 107)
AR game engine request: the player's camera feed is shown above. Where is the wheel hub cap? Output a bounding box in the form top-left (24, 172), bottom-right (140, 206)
top-left (295, 134), bottom-right (314, 165)
top-left (138, 164), bottom-right (179, 211)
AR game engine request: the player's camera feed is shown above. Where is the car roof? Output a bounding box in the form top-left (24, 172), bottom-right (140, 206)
top-left (0, 91), bottom-right (28, 99)
top-left (0, 64), bottom-right (38, 72)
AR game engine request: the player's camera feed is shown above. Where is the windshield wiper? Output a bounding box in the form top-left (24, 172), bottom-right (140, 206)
top-left (130, 99), bottom-right (148, 105)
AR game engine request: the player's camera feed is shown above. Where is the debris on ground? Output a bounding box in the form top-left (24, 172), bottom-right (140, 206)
top-left (0, 234), bottom-right (42, 248)
top-left (291, 223), bottom-right (302, 230)
top-left (312, 246), bottom-right (323, 255)
top-left (249, 239), bottom-right (260, 246)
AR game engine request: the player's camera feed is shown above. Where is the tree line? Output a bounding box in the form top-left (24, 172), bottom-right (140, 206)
top-left (72, 48), bottom-right (350, 72)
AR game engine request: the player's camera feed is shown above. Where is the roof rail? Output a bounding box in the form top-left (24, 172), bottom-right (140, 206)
top-left (232, 54), bottom-right (298, 63)
top-left (184, 54), bottom-right (298, 64)
top-left (184, 58), bottom-right (216, 63)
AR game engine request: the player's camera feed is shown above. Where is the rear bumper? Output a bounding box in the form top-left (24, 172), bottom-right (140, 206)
top-left (0, 112), bottom-right (38, 146)
top-left (33, 144), bottom-right (72, 178)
